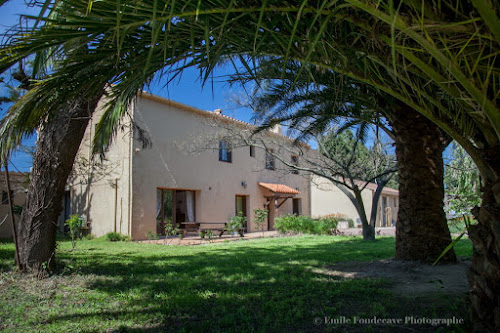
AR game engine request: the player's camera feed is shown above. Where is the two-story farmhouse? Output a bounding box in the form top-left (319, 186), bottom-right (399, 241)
top-left (65, 91), bottom-right (399, 240)
top-left (68, 93), bottom-right (311, 240)
top-left (0, 172), bottom-right (28, 239)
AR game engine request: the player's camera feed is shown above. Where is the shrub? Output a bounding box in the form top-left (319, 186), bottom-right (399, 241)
top-left (320, 212), bottom-right (348, 220)
top-left (319, 213), bottom-right (354, 229)
top-left (253, 208), bottom-right (268, 236)
top-left (317, 217), bottom-right (339, 235)
top-left (164, 218), bottom-right (180, 245)
top-left (275, 214), bottom-right (314, 234)
top-left (226, 212), bottom-right (247, 235)
top-left (146, 230), bottom-right (160, 240)
top-left (106, 232), bottom-right (130, 242)
top-left (65, 215), bottom-right (84, 249)
top-left (202, 229), bottom-right (215, 243)
top-left (275, 214), bottom-right (339, 235)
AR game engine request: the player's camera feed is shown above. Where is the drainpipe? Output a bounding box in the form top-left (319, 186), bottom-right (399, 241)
top-left (114, 178), bottom-right (118, 233)
top-left (127, 107), bottom-right (133, 238)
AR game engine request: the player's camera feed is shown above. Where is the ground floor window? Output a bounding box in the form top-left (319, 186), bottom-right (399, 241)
top-left (156, 189), bottom-right (196, 236)
top-left (1, 190), bottom-right (13, 204)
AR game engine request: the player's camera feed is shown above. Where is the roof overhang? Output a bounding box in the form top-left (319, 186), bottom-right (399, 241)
top-left (258, 182), bottom-right (301, 197)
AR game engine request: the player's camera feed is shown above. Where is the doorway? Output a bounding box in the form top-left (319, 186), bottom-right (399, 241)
top-left (157, 189), bottom-right (196, 236)
top-left (381, 196), bottom-right (388, 227)
top-left (292, 198), bottom-right (301, 215)
top-left (235, 195), bottom-right (248, 231)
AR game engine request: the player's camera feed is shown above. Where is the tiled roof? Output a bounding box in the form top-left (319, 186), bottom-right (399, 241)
top-left (354, 180), bottom-right (399, 196)
top-left (138, 92), bottom-right (310, 147)
top-left (208, 110), bottom-right (250, 125)
top-left (258, 182), bottom-right (301, 194)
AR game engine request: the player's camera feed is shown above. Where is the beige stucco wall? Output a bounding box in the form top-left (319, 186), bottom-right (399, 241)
top-left (68, 102), bottom-right (133, 238)
top-left (69, 93), bottom-right (399, 238)
top-left (0, 172), bottom-right (28, 239)
top-left (310, 175), bottom-right (399, 227)
top-left (130, 96), bottom-right (310, 239)
top-left (310, 175), bottom-right (373, 225)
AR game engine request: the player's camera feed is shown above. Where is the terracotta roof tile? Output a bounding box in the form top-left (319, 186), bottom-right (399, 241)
top-left (258, 182), bottom-right (301, 194)
top-left (354, 180), bottom-right (399, 196)
top-left (139, 92), bottom-right (310, 147)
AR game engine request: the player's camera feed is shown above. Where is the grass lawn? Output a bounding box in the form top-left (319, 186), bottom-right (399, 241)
top-left (0, 235), bottom-right (472, 332)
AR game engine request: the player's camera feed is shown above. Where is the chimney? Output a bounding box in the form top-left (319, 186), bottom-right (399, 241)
top-left (270, 124), bottom-right (282, 135)
top-left (214, 108), bottom-right (222, 115)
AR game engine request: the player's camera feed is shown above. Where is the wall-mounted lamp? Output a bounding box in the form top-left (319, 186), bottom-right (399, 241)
top-left (241, 181), bottom-right (248, 189)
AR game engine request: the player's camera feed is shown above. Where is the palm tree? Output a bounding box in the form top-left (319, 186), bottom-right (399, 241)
top-left (1, 1), bottom-right (499, 330)
top-left (239, 61), bottom-right (456, 261)
top-left (0, 54), bottom-right (109, 276)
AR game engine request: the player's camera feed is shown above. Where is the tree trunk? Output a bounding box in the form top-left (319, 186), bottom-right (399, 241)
top-left (361, 223), bottom-right (375, 241)
top-left (468, 157), bottom-right (500, 331)
top-left (339, 184), bottom-right (375, 240)
top-left (391, 104), bottom-right (456, 263)
top-left (354, 189), bottom-right (375, 241)
top-left (17, 93), bottom-right (102, 278)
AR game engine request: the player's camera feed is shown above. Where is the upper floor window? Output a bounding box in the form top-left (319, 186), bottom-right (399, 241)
top-left (1, 191), bottom-right (13, 204)
top-left (265, 149), bottom-right (275, 170)
top-left (290, 155), bottom-right (299, 174)
top-left (219, 139), bottom-right (232, 163)
top-left (250, 145), bottom-right (255, 157)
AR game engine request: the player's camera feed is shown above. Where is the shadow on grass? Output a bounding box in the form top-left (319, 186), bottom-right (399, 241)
top-left (45, 237), bottom-right (468, 332)
top-left (0, 237), bottom-right (470, 332)
top-left (0, 247), bottom-right (15, 271)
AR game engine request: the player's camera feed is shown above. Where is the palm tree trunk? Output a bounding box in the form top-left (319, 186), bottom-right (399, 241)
top-left (18, 93), bottom-right (102, 278)
top-left (468, 169), bottom-right (500, 332)
top-left (391, 103), bottom-right (456, 263)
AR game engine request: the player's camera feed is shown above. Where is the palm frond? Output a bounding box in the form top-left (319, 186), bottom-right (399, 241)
top-left (0, 0), bottom-right (498, 177)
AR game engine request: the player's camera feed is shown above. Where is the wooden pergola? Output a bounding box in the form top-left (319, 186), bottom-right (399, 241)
top-left (258, 182), bottom-right (301, 229)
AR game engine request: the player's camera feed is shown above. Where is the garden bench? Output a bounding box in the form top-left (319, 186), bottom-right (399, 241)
top-left (180, 222), bottom-right (244, 238)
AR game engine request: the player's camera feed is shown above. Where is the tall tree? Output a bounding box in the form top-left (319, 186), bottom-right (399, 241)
top-left (0, 0), bottom-right (193, 276)
top-left (316, 129), bottom-right (397, 240)
top-left (241, 62), bottom-right (455, 262)
top-left (1, 1), bottom-right (499, 330)
top-left (1, 64), bottom-right (106, 277)
top-left (210, 120), bottom-right (397, 240)
top-left (390, 103), bottom-right (454, 262)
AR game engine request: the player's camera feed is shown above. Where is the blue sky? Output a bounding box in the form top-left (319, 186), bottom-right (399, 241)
top-left (0, 0), bottom-right (255, 172)
top-left (1, 1), bottom-right (421, 175)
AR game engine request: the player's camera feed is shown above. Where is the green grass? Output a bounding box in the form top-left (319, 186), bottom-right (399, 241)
top-left (0, 236), bottom-right (473, 332)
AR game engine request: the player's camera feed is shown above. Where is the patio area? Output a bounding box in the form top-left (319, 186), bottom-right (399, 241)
top-left (138, 227), bottom-right (396, 246)
top-left (138, 230), bottom-right (280, 246)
